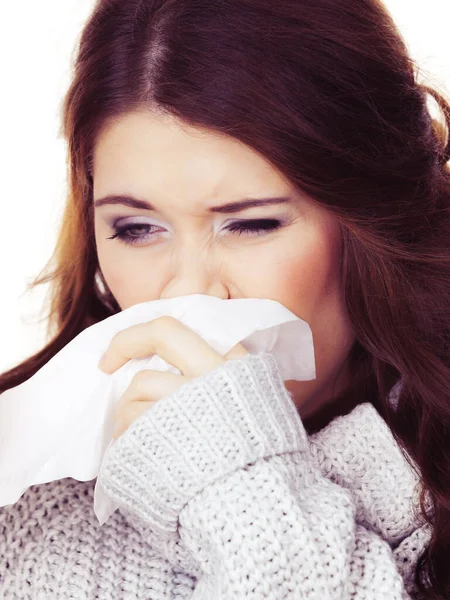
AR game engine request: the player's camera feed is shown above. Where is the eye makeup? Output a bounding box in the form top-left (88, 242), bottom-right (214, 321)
top-left (106, 218), bottom-right (286, 247)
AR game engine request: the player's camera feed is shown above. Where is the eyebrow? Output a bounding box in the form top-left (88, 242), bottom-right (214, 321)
top-left (93, 194), bottom-right (293, 214)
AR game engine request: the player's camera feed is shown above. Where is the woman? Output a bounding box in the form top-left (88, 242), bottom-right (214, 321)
top-left (1, 0), bottom-right (449, 597)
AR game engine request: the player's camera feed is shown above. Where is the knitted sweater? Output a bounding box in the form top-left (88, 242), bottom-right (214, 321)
top-left (0, 352), bottom-right (432, 599)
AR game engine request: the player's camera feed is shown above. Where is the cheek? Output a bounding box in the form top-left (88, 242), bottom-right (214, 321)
top-left (274, 223), bottom-right (354, 404)
top-left (255, 222), bottom-right (342, 321)
top-left (263, 220), bottom-right (353, 365)
top-left (94, 222), bottom-right (152, 308)
top-left (101, 260), bottom-right (160, 309)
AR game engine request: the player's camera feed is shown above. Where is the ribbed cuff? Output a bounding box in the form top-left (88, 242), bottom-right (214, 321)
top-left (98, 352), bottom-right (308, 537)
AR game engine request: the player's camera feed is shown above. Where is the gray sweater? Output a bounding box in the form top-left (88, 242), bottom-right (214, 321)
top-left (0, 352), bottom-right (432, 599)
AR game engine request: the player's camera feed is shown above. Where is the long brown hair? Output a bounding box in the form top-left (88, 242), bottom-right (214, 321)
top-left (1, 0), bottom-right (449, 596)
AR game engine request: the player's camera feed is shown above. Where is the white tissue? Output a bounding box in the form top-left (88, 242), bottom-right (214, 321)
top-left (0, 294), bottom-right (316, 525)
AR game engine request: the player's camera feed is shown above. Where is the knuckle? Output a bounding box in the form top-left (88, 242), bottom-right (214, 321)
top-left (154, 315), bottom-right (177, 329)
top-left (132, 369), bottom-right (154, 390)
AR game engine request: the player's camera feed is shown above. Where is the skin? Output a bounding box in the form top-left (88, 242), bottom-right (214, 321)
top-left (93, 109), bottom-right (356, 424)
top-left (98, 315), bottom-right (250, 439)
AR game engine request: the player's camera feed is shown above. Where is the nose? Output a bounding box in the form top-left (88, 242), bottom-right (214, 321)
top-left (160, 279), bottom-right (229, 300)
top-left (159, 253), bottom-right (230, 301)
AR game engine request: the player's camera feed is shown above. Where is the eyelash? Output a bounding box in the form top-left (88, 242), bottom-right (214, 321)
top-left (106, 219), bottom-right (283, 246)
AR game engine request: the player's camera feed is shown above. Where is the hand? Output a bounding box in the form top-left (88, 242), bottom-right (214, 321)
top-left (98, 316), bottom-right (249, 440)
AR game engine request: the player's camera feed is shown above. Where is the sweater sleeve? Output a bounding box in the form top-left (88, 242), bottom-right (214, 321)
top-left (307, 398), bottom-right (433, 598)
top-left (97, 352), bottom-right (427, 599)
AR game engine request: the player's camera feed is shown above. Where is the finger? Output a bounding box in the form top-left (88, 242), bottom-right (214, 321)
top-left (114, 369), bottom-right (193, 415)
top-left (100, 316), bottom-right (225, 376)
top-left (113, 401), bottom-right (155, 440)
top-left (224, 342), bottom-right (250, 361)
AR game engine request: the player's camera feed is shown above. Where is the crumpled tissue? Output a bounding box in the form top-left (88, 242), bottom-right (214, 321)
top-left (0, 293), bottom-right (316, 525)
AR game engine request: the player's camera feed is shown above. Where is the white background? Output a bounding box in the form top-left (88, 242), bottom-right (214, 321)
top-left (0, 0), bottom-right (449, 373)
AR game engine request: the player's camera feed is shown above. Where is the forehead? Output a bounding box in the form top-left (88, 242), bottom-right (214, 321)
top-left (92, 110), bottom-right (294, 212)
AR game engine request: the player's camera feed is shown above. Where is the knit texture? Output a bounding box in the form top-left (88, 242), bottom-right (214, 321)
top-left (0, 352), bottom-right (432, 599)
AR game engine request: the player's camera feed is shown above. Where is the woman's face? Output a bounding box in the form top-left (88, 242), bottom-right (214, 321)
top-left (93, 109), bottom-right (355, 419)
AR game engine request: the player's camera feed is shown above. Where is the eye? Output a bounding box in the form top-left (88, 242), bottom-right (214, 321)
top-left (225, 219), bottom-right (283, 237)
top-left (106, 223), bottom-right (160, 246)
top-left (106, 219), bottom-right (283, 246)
